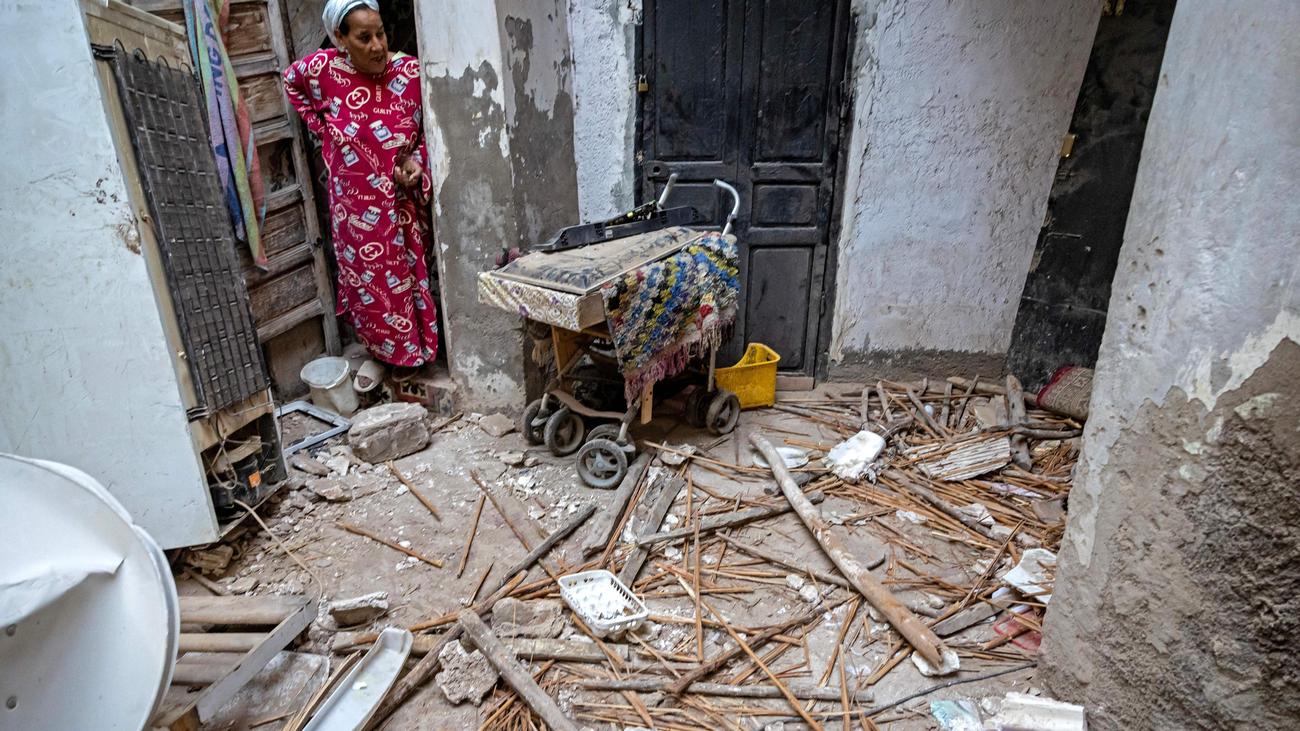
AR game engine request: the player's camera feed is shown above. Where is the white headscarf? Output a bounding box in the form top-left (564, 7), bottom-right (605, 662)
top-left (322, 0), bottom-right (380, 45)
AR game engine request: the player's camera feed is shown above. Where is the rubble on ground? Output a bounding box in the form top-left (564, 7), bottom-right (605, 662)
top-left (349, 402), bottom-right (431, 463)
top-left (180, 374), bottom-right (1082, 729)
top-left (328, 591), bottom-right (390, 626)
top-left (435, 641), bottom-right (500, 705)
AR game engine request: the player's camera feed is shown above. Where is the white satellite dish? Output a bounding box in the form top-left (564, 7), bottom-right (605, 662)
top-left (0, 454), bottom-right (179, 730)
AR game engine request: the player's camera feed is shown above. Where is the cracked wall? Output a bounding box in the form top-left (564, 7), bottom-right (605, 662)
top-left (1041, 3), bottom-right (1300, 728)
top-left (828, 0), bottom-right (1098, 379)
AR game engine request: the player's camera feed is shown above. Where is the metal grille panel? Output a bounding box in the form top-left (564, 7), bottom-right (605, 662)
top-left (109, 48), bottom-right (267, 413)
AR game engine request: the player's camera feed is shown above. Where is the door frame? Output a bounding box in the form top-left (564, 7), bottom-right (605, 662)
top-left (634, 0), bottom-right (855, 379)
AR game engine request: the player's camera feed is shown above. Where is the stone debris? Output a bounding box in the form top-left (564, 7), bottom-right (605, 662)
top-left (185, 545), bottom-right (234, 575)
top-left (289, 453), bottom-right (331, 477)
top-left (327, 591), bottom-right (390, 626)
top-left (491, 597), bottom-right (565, 639)
top-left (435, 641), bottom-right (499, 705)
top-left (348, 403), bottom-right (430, 463)
top-left (478, 412), bottom-right (516, 438)
top-left (499, 450), bottom-right (526, 466)
top-left (223, 576), bottom-right (259, 595)
top-left (306, 478), bottom-right (353, 503)
top-left (658, 444), bottom-right (696, 466)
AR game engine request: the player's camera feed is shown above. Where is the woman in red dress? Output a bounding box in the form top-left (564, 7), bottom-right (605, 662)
top-left (283, 0), bottom-right (438, 372)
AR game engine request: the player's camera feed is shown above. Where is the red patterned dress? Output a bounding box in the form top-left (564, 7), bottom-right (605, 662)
top-left (283, 49), bottom-right (438, 367)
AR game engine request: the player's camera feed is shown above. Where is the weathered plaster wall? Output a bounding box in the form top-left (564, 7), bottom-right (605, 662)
top-left (416, 0), bottom-right (579, 411)
top-left (0, 0), bottom-right (213, 548)
top-left (1041, 3), bottom-right (1300, 728)
top-left (567, 0), bottom-right (637, 221)
top-left (499, 0), bottom-right (580, 244)
top-left (828, 0), bottom-right (1098, 378)
top-left (417, 0), bottom-right (525, 411)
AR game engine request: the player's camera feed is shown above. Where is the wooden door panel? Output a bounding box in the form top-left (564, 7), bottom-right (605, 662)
top-left (751, 0), bottom-right (837, 163)
top-left (746, 247), bottom-right (812, 370)
top-left (649, 0), bottom-right (734, 162)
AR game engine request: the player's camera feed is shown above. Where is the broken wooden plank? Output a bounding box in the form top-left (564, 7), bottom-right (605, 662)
top-left (617, 473), bottom-right (685, 586)
top-left (458, 611), bottom-right (579, 731)
top-left (751, 434), bottom-right (948, 669)
top-left (178, 595), bottom-right (306, 626)
top-left (371, 504), bottom-right (594, 725)
top-left (581, 453), bottom-right (651, 556)
top-left (635, 491), bottom-right (826, 547)
top-left (906, 435), bottom-right (1011, 481)
top-left (575, 677), bottom-right (873, 702)
top-left (178, 632), bottom-right (264, 653)
top-left (336, 521), bottom-right (444, 568)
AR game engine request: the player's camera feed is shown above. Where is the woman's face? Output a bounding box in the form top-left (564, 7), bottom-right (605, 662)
top-left (336, 8), bottom-right (389, 76)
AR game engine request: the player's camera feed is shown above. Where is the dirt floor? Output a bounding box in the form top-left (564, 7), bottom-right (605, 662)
top-left (177, 380), bottom-right (1075, 730)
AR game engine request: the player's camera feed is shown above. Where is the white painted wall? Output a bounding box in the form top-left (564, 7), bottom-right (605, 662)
top-left (1059, 0), bottom-right (1300, 568)
top-left (829, 0), bottom-right (1098, 366)
top-left (567, 0), bottom-right (638, 221)
top-left (0, 0), bottom-right (214, 548)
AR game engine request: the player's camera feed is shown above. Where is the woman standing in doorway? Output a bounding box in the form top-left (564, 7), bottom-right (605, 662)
top-left (283, 0), bottom-right (438, 375)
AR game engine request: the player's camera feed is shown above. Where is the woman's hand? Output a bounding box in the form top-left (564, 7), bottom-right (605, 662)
top-left (394, 157), bottom-right (423, 188)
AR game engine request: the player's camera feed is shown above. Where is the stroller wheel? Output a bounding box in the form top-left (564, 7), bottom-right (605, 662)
top-left (520, 399), bottom-right (549, 445)
top-left (576, 438), bottom-right (628, 489)
top-left (543, 408), bottom-right (586, 456)
top-left (588, 423), bottom-right (636, 457)
top-left (685, 388), bottom-right (709, 428)
top-left (706, 390), bottom-right (741, 435)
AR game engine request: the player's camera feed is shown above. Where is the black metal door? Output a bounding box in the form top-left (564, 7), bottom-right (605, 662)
top-left (640, 0), bottom-right (850, 374)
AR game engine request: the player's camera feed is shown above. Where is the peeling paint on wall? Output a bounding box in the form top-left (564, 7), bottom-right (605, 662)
top-left (418, 0), bottom-right (580, 411)
top-left (500, 0), bottom-right (581, 244)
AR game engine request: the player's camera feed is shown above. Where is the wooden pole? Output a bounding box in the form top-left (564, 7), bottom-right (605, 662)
top-left (336, 521), bottom-right (443, 568)
top-left (1005, 375), bottom-right (1033, 470)
top-left (635, 492), bottom-right (826, 546)
top-left (750, 434), bottom-right (947, 668)
top-left (458, 611), bottom-right (579, 731)
top-left (580, 453), bottom-right (651, 556)
top-left (387, 462), bottom-right (440, 520)
top-left (369, 504), bottom-right (594, 726)
top-left (666, 598), bottom-right (847, 695)
top-left (575, 677), bottom-right (873, 702)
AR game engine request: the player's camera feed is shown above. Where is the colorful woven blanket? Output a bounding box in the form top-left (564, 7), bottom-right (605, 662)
top-left (602, 231), bottom-right (740, 400)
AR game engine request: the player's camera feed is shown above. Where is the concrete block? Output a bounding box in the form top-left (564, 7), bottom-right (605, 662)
top-left (435, 641), bottom-right (499, 705)
top-left (478, 412), bottom-right (516, 438)
top-left (348, 403), bottom-right (430, 463)
top-left (328, 591), bottom-right (390, 626)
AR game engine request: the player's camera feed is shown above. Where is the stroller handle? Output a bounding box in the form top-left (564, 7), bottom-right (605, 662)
top-left (713, 179), bottom-right (741, 236)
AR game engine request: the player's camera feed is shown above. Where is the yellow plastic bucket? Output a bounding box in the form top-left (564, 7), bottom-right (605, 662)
top-left (715, 343), bottom-right (780, 409)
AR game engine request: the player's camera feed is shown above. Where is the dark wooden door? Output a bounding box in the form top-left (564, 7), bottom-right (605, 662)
top-left (640, 0), bottom-right (850, 374)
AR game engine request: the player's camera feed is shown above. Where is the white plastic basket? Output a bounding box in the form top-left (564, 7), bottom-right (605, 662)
top-left (557, 570), bottom-right (648, 638)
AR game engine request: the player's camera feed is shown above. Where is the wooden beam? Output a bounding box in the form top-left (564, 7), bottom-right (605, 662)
top-left (750, 434), bottom-right (947, 668)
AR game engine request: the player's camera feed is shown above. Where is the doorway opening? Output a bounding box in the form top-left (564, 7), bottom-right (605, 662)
top-left (1006, 0), bottom-right (1177, 390)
